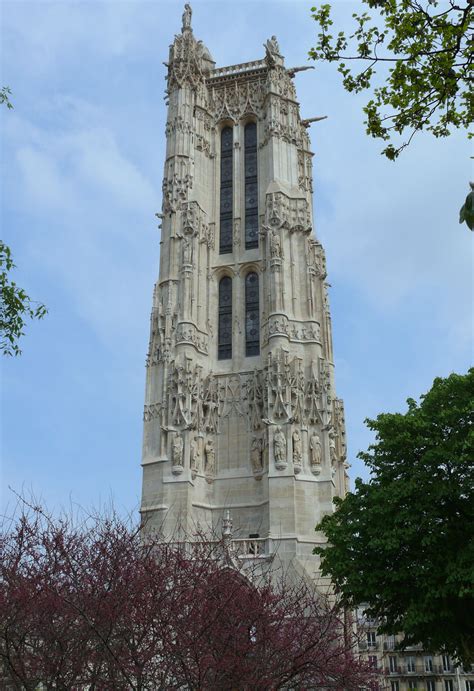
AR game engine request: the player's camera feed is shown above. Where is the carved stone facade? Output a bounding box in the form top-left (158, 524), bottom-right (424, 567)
top-left (141, 7), bottom-right (349, 575)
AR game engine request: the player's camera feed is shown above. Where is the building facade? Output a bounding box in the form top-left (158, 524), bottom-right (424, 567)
top-left (140, 4), bottom-right (348, 576)
top-left (357, 613), bottom-right (474, 691)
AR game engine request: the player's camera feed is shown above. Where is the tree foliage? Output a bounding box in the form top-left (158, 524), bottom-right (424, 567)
top-left (0, 86), bottom-right (13, 110)
top-left (309, 1), bottom-right (473, 159)
top-left (0, 242), bottom-right (47, 356)
top-left (0, 501), bottom-right (374, 690)
top-left (1, 89), bottom-right (47, 356)
top-left (315, 369), bottom-right (474, 665)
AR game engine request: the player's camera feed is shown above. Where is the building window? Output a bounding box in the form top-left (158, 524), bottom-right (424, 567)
top-left (367, 631), bottom-right (376, 647)
top-left (466, 682), bottom-right (474, 691)
top-left (218, 276), bottom-right (232, 360)
top-left (406, 656), bottom-right (416, 673)
top-left (443, 656), bottom-right (452, 672)
top-left (220, 126), bottom-right (233, 254)
top-left (368, 655), bottom-right (377, 669)
top-left (390, 683), bottom-right (399, 691)
top-left (389, 656), bottom-right (398, 673)
top-left (244, 122), bottom-right (258, 249)
top-left (444, 681), bottom-right (454, 691)
top-left (427, 681), bottom-right (436, 691)
top-left (425, 656), bottom-right (434, 672)
top-left (408, 682), bottom-right (417, 691)
top-left (245, 272), bottom-right (259, 356)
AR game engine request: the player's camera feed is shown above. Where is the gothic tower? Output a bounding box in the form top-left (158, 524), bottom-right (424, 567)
top-left (141, 5), bottom-right (348, 576)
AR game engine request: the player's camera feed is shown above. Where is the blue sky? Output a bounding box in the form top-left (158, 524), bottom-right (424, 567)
top-left (1, 0), bottom-right (472, 515)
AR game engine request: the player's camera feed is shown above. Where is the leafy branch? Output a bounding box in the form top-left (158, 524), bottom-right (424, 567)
top-left (309, 1), bottom-right (473, 159)
top-left (0, 242), bottom-right (47, 356)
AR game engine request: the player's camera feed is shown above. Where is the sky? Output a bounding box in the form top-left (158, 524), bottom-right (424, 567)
top-left (1, 0), bottom-right (472, 517)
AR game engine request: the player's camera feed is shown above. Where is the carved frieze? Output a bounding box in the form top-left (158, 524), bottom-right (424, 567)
top-left (266, 64), bottom-right (297, 101)
top-left (180, 201), bottom-right (213, 248)
top-left (162, 157), bottom-right (194, 214)
top-left (175, 322), bottom-right (209, 354)
top-left (165, 115), bottom-right (193, 137)
top-left (167, 30), bottom-right (214, 92)
top-left (265, 192), bottom-right (311, 234)
top-left (297, 149), bottom-right (314, 193)
top-left (210, 77), bottom-right (266, 122)
top-left (261, 315), bottom-right (321, 345)
top-left (307, 239), bottom-right (327, 278)
top-left (143, 403), bottom-right (162, 422)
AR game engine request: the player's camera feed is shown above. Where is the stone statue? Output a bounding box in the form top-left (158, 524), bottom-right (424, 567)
top-left (265, 35), bottom-right (281, 59)
top-left (329, 432), bottom-right (337, 465)
top-left (270, 230), bottom-right (281, 258)
top-left (205, 438), bottom-right (215, 474)
top-left (292, 429), bottom-right (302, 466)
top-left (172, 433), bottom-right (184, 467)
top-left (309, 432), bottom-right (322, 468)
top-left (182, 3), bottom-right (192, 32)
top-left (274, 426), bottom-right (286, 466)
top-left (182, 237), bottom-right (192, 264)
top-left (190, 437), bottom-right (200, 472)
top-left (250, 437), bottom-right (263, 474)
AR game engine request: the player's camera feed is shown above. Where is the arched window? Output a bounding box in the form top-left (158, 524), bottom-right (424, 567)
top-left (244, 123), bottom-right (258, 249)
top-left (218, 276), bottom-right (232, 360)
top-left (219, 127), bottom-right (233, 254)
top-left (245, 272), bottom-right (259, 356)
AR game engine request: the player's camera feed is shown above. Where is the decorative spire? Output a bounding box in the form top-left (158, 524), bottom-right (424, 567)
top-left (181, 3), bottom-right (192, 33)
top-left (222, 510), bottom-right (233, 540)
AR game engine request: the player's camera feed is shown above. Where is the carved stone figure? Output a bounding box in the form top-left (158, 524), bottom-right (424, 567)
top-left (250, 436), bottom-right (263, 474)
top-left (274, 426), bottom-right (286, 468)
top-left (182, 3), bottom-right (192, 32)
top-left (329, 431), bottom-right (337, 470)
top-left (172, 433), bottom-right (184, 467)
top-left (309, 432), bottom-right (322, 468)
top-left (182, 237), bottom-right (192, 265)
top-left (204, 438), bottom-right (215, 474)
top-left (270, 230), bottom-right (281, 258)
top-left (292, 429), bottom-right (302, 466)
top-left (190, 436), bottom-right (200, 473)
top-left (265, 35), bottom-right (281, 59)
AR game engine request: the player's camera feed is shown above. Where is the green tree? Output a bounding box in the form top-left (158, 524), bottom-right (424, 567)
top-left (315, 369), bottom-right (474, 665)
top-left (1, 88), bottom-right (47, 356)
top-left (309, 1), bottom-right (473, 160)
top-left (0, 242), bottom-right (48, 356)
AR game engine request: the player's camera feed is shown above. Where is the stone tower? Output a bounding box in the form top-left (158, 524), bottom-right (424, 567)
top-left (140, 5), bottom-right (348, 575)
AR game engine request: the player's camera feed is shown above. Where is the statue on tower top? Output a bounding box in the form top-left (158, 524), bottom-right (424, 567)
top-left (182, 3), bottom-right (192, 33)
top-left (264, 35), bottom-right (284, 67)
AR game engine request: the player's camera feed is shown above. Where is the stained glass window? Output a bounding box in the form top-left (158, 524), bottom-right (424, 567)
top-left (244, 123), bottom-right (258, 249)
top-left (218, 276), bottom-right (232, 360)
top-left (220, 127), bottom-right (233, 254)
top-left (245, 272), bottom-right (259, 356)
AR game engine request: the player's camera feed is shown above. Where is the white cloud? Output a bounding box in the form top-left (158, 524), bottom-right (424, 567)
top-left (4, 95), bottom-right (158, 352)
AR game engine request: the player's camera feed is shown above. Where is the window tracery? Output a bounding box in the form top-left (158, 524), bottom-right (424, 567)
top-left (245, 272), bottom-right (259, 356)
top-left (244, 122), bottom-right (258, 249)
top-left (219, 127), bottom-right (233, 254)
top-left (218, 276), bottom-right (232, 360)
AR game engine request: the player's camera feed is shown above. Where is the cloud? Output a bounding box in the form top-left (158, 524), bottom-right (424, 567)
top-left (4, 95), bottom-right (158, 352)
